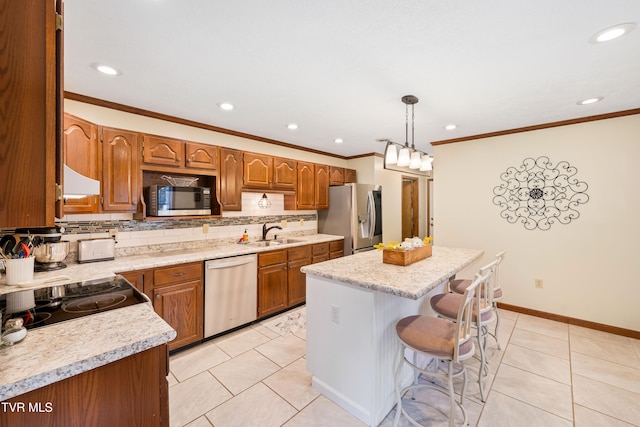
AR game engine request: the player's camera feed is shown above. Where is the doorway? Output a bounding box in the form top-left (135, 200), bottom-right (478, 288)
top-left (401, 176), bottom-right (419, 240)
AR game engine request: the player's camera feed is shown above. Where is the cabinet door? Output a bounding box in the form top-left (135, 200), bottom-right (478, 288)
top-left (329, 167), bottom-right (345, 186)
top-left (63, 114), bottom-right (100, 214)
top-left (0, 0), bottom-right (58, 228)
top-left (219, 148), bottom-right (243, 211)
top-left (257, 264), bottom-right (288, 318)
top-left (101, 127), bottom-right (140, 212)
top-left (329, 239), bottom-right (344, 259)
top-left (296, 161), bottom-right (315, 210)
top-left (185, 142), bottom-right (218, 171)
top-left (142, 134), bottom-right (184, 168)
top-left (153, 280), bottom-right (203, 351)
top-left (120, 269), bottom-right (153, 300)
top-left (344, 168), bottom-right (357, 183)
top-left (272, 158), bottom-right (296, 190)
top-left (314, 164), bottom-right (330, 209)
top-left (243, 152), bottom-right (271, 188)
top-left (288, 257), bottom-right (309, 306)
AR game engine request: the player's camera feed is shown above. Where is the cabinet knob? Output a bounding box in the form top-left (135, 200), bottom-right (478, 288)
top-left (171, 272), bottom-right (186, 277)
top-left (177, 157), bottom-right (181, 162)
top-left (187, 158), bottom-right (191, 162)
top-left (155, 294), bottom-right (161, 300)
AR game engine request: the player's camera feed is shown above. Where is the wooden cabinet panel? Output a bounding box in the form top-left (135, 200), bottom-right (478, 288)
top-left (314, 164), bottom-right (330, 209)
top-left (219, 148), bottom-right (243, 211)
top-left (154, 261), bottom-right (202, 287)
top-left (345, 168), bottom-right (357, 183)
top-left (258, 250), bottom-right (288, 267)
top-left (153, 280), bottom-right (203, 350)
top-left (295, 161), bottom-right (315, 209)
top-left (0, 0), bottom-right (58, 228)
top-left (288, 257), bottom-right (308, 306)
top-left (272, 157), bottom-right (296, 190)
top-left (63, 114), bottom-right (100, 214)
top-left (185, 142), bottom-right (218, 170)
top-left (312, 242), bottom-right (330, 263)
top-left (257, 263), bottom-right (288, 317)
top-left (329, 166), bottom-right (345, 186)
top-left (0, 345), bottom-right (169, 427)
top-left (287, 245), bottom-right (312, 261)
top-left (330, 240), bottom-right (344, 259)
top-left (243, 152), bottom-right (271, 188)
top-left (142, 134), bottom-right (184, 168)
top-left (101, 127), bottom-right (140, 212)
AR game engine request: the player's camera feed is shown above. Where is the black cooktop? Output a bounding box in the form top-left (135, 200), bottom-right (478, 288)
top-left (1, 275), bottom-right (150, 331)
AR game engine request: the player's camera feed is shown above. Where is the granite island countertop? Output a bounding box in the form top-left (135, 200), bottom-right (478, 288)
top-left (0, 233), bottom-right (343, 401)
top-left (301, 246), bottom-right (483, 299)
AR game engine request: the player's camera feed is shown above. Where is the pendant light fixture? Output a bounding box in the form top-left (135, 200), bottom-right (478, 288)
top-left (381, 95), bottom-right (433, 177)
top-left (257, 193), bottom-right (271, 209)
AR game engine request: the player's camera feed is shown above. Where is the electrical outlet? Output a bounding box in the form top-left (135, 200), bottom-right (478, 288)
top-left (203, 224), bottom-right (209, 234)
top-left (535, 278), bottom-right (543, 289)
top-left (281, 219), bottom-right (287, 228)
top-left (331, 305), bottom-right (340, 324)
top-left (108, 228), bottom-right (118, 240)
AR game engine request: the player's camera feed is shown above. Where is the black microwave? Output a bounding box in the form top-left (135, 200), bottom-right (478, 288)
top-left (146, 185), bottom-right (211, 216)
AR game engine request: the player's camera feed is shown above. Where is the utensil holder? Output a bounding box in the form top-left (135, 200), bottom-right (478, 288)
top-left (5, 256), bottom-right (35, 285)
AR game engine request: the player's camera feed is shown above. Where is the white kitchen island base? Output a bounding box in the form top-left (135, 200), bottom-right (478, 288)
top-left (306, 275), bottom-right (447, 426)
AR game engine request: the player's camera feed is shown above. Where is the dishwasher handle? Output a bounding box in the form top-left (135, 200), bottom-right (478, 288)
top-left (206, 256), bottom-right (256, 270)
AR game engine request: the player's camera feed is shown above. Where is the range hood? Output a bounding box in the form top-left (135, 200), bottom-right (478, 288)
top-left (63, 165), bottom-right (101, 199)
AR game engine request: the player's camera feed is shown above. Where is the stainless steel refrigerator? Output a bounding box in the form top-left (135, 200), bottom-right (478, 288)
top-left (318, 183), bottom-right (382, 256)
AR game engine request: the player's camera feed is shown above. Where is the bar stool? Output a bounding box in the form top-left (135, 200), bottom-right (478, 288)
top-left (450, 251), bottom-right (505, 349)
top-left (430, 260), bottom-right (498, 402)
top-left (393, 274), bottom-right (483, 427)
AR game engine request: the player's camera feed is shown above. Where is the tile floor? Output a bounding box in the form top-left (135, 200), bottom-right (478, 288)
top-left (168, 306), bottom-right (640, 427)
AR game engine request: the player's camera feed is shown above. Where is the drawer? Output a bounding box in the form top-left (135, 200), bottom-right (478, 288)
top-left (154, 262), bottom-right (202, 287)
top-left (288, 245), bottom-right (312, 261)
top-left (312, 243), bottom-right (329, 256)
top-left (329, 240), bottom-right (343, 252)
top-left (258, 249), bottom-right (287, 267)
top-left (312, 254), bottom-right (330, 264)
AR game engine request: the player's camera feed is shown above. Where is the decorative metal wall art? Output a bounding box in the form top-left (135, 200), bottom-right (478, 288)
top-left (492, 156), bottom-right (589, 230)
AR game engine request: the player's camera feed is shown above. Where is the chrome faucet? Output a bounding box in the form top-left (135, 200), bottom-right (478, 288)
top-left (262, 223), bottom-right (283, 240)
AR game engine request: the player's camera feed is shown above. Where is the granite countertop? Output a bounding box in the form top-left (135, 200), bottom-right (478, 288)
top-left (0, 233), bottom-right (342, 401)
top-left (0, 233), bottom-right (343, 295)
top-left (301, 246), bottom-right (483, 300)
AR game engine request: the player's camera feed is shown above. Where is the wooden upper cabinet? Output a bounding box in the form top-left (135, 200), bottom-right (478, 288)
top-left (0, 0), bottom-right (58, 228)
top-left (101, 127), bottom-right (140, 212)
top-left (63, 114), bottom-right (100, 214)
top-left (142, 134), bottom-right (184, 168)
top-left (243, 152), bottom-right (271, 188)
top-left (329, 167), bottom-right (345, 186)
top-left (345, 168), bottom-right (357, 183)
top-left (185, 142), bottom-right (218, 170)
top-left (295, 161), bottom-right (316, 210)
top-left (272, 157), bottom-right (296, 190)
top-left (315, 164), bottom-right (330, 209)
top-left (219, 148), bottom-right (243, 211)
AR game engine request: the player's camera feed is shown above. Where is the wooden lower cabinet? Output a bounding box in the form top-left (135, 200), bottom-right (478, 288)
top-left (0, 345), bottom-right (169, 427)
top-left (257, 250), bottom-right (288, 318)
top-left (312, 242), bottom-right (330, 264)
top-left (120, 262), bottom-right (203, 351)
top-left (288, 245), bottom-right (312, 306)
top-left (330, 240), bottom-right (344, 259)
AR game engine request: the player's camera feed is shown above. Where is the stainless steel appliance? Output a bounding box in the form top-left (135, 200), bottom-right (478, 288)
top-left (146, 185), bottom-right (211, 216)
top-left (0, 275), bottom-right (150, 331)
top-left (318, 183), bottom-right (382, 255)
top-left (15, 227), bottom-right (69, 271)
top-left (204, 254), bottom-right (257, 338)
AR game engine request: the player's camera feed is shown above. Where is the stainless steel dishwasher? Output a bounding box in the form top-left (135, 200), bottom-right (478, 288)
top-left (204, 253), bottom-right (257, 338)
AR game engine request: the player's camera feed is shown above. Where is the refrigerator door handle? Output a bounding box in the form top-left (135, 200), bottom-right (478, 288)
top-left (367, 191), bottom-right (375, 242)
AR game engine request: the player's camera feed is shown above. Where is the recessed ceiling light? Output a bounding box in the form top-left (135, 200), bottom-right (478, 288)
top-left (589, 23), bottom-right (636, 43)
top-left (91, 63), bottom-right (121, 76)
top-left (444, 124), bottom-right (457, 131)
top-left (334, 138), bottom-right (344, 144)
top-left (286, 123), bottom-right (298, 130)
top-left (218, 102), bottom-right (234, 111)
top-left (577, 97), bottom-right (603, 105)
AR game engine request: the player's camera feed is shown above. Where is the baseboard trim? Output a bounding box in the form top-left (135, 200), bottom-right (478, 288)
top-left (497, 303), bottom-right (640, 340)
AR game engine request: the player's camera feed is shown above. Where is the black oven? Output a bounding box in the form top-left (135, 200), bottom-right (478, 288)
top-left (146, 185), bottom-right (211, 216)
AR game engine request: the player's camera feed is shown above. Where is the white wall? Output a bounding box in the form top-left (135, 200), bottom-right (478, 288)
top-left (434, 113), bottom-right (640, 331)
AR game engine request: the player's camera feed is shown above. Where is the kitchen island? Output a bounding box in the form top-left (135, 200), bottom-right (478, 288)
top-left (301, 246), bottom-right (483, 427)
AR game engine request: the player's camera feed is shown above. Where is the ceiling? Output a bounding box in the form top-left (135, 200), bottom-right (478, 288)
top-left (63, 1), bottom-right (640, 158)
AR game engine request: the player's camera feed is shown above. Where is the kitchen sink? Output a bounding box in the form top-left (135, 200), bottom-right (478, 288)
top-left (250, 238), bottom-right (306, 247)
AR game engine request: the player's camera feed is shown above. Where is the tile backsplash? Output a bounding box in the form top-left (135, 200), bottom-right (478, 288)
top-left (1, 193), bottom-right (319, 261)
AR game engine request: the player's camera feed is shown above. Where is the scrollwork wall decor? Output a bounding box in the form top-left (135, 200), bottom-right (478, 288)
top-left (492, 156), bottom-right (589, 231)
